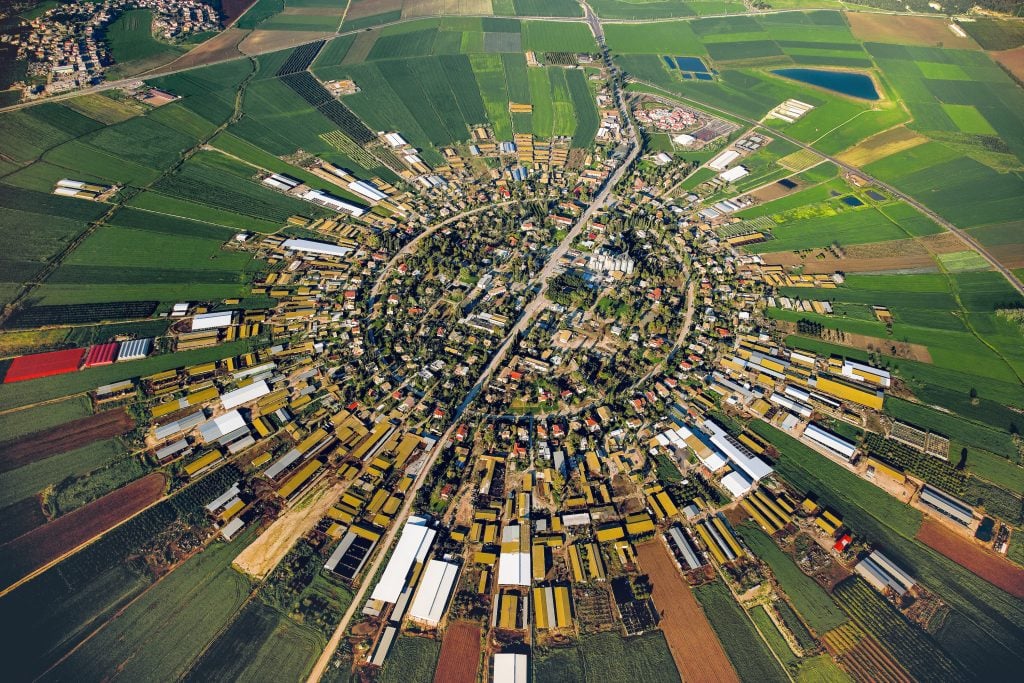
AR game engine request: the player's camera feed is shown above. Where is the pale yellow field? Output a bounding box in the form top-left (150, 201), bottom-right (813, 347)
top-left (837, 126), bottom-right (929, 167)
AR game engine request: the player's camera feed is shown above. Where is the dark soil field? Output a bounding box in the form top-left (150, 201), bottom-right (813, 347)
top-left (0, 472), bottom-right (165, 589)
top-left (917, 518), bottom-right (1024, 599)
top-left (0, 496), bottom-right (47, 545)
top-left (0, 408), bottom-right (135, 473)
top-left (636, 540), bottom-right (738, 683)
top-left (433, 621), bottom-right (481, 683)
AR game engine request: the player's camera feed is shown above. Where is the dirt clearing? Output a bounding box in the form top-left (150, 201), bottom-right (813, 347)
top-left (759, 239), bottom-right (939, 275)
top-left (636, 540), bottom-right (739, 683)
top-left (993, 46), bottom-right (1024, 81)
top-left (848, 13), bottom-right (979, 49)
top-left (233, 478), bottom-right (345, 579)
top-left (0, 408), bottom-right (134, 473)
top-left (781, 325), bottom-right (933, 363)
top-left (917, 518), bottom-right (1024, 598)
top-left (434, 621), bottom-right (481, 683)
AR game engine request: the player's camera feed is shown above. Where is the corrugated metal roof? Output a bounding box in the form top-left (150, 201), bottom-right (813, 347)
top-left (408, 560), bottom-right (460, 626)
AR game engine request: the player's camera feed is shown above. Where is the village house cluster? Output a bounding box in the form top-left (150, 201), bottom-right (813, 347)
top-left (10, 0), bottom-right (218, 94)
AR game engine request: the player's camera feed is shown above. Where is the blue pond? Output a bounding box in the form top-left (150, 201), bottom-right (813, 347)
top-left (695, 73), bottom-right (713, 81)
top-left (841, 195), bottom-right (864, 207)
top-left (772, 68), bottom-right (879, 100)
top-left (663, 56), bottom-right (677, 69)
top-left (674, 56), bottom-right (708, 73)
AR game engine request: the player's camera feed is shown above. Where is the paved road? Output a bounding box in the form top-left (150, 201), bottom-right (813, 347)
top-left (634, 82), bottom-right (1024, 297)
top-left (307, 9), bottom-right (641, 680)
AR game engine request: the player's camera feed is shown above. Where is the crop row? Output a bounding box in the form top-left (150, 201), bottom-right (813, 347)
top-left (866, 433), bottom-right (967, 497)
top-left (6, 301), bottom-right (159, 329)
top-left (276, 40), bottom-right (326, 77)
top-left (281, 72), bottom-right (375, 144)
top-left (832, 576), bottom-right (964, 682)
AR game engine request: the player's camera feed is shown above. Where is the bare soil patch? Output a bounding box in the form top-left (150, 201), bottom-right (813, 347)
top-left (781, 325), bottom-right (932, 363)
top-left (750, 180), bottom-right (802, 203)
top-left (222, 0), bottom-right (257, 24)
top-left (346, 0), bottom-right (402, 21)
top-left (151, 27), bottom-right (249, 73)
top-left (281, 7), bottom-right (346, 16)
top-left (992, 46), bottom-right (1024, 81)
top-left (636, 540), bottom-right (739, 683)
top-left (987, 243), bottom-right (1024, 270)
top-left (240, 29), bottom-right (336, 55)
top-left (837, 126), bottom-right (929, 167)
top-left (918, 231), bottom-right (969, 254)
top-left (760, 239), bottom-right (938, 274)
top-left (917, 518), bottom-right (1024, 598)
top-left (0, 472), bottom-right (166, 588)
top-left (0, 408), bottom-right (134, 473)
top-left (233, 479), bottom-right (345, 579)
top-left (434, 621), bottom-right (481, 683)
top-left (848, 13), bottom-right (979, 49)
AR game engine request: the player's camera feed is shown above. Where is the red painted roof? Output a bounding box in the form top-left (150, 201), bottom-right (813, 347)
top-left (4, 348), bottom-right (84, 383)
top-left (84, 342), bottom-right (119, 367)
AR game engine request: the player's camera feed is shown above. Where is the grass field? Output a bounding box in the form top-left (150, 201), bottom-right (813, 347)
top-left (104, 10), bottom-right (184, 76)
top-left (0, 396), bottom-right (91, 440)
top-left (378, 636), bottom-right (441, 683)
top-left (737, 524), bottom-right (848, 634)
top-left (47, 530), bottom-right (254, 681)
top-left (535, 631), bottom-right (680, 683)
top-left (750, 605), bottom-right (798, 668)
top-left (694, 579), bottom-right (789, 683)
top-left (0, 439), bottom-right (126, 509)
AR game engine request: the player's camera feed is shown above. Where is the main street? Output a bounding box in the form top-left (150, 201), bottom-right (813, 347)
top-left (306, 10), bottom-right (640, 680)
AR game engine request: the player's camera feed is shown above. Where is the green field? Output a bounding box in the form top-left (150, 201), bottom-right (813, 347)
top-left (104, 10), bottom-right (184, 76)
top-left (750, 605), bottom-right (798, 668)
top-left (535, 631), bottom-right (680, 683)
top-left (46, 530), bottom-right (254, 681)
top-left (737, 524), bottom-right (848, 634)
top-left (378, 636), bottom-right (441, 683)
top-left (694, 579), bottom-right (789, 683)
top-left (0, 439), bottom-right (126, 509)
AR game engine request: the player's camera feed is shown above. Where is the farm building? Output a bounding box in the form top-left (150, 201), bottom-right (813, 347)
top-left (300, 189), bottom-right (366, 217)
top-left (497, 524), bottom-right (531, 587)
top-left (281, 237), bottom-right (354, 258)
top-left (155, 439), bottom-right (190, 462)
top-left (154, 411), bottom-right (205, 441)
top-left (408, 559), bottom-right (460, 626)
top-left (920, 484), bottom-right (975, 526)
top-left (811, 375), bottom-right (884, 410)
top-left (325, 526), bottom-right (378, 580)
top-left (533, 585), bottom-right (572, 629)
top-left (719, 166), bottom-right (749, 183)
top-left (370, 518), bottom-right (437, 604)
top-left (220, 379), bottom-right (271, 410)
top-left (840, 359), bottom-right (891, 387)
top-left (493, 653), bottom-right (528, 683)
top-left (370, 626), bottom-right (397, 666)
top-left (84, 342), bottom-right (119, 367)
top-left (205, 483), bottom-right (241, 513)
top-left (348, 180), bottom-right (388, 203)
top-left (198, 410), bottom-right (249, 446)
top-left (116, 338), bottom-right (151, 361)
top-left (384, 133), bottom-right (407, 148)
top-left (191, 311), bottom-right (234, 331)
top-left (221, 518), bottom-right (245, 541)
top-left (666, 526), bottom-right (702, 570)
top-left (855, 550), bottom-right (916, 596)
top-left (262, 173), bottom-right (300, 191)
top-left (803, 423), bottom-right (857, 460)
top-left (702, 419), bottom-right (773, 494)
top-left (707, 149), bottom-right (740, 171)
top-left (3, 347), bottom-right (84, 383)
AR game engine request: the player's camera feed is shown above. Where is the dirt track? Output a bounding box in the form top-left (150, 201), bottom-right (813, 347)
top-left (636, 541), bottom-right (739, 683)
top-left (433, 621), bottom-right (481, 683)
top-left (0, 408), bottom-right (135, 473)
top-left (0, 472), bottom-right (166, 590)
top-left (917, 518), bottom-right (1024, 599)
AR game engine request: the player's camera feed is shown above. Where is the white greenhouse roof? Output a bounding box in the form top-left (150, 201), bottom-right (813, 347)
top-left (408, 559), bottom-right (459, 626)
top-left (221, 380), bottom-right (271, 410)
top-left (192, 311), bottom-right (234, 331)
top-left (370, 521), bottom-right (437, 604)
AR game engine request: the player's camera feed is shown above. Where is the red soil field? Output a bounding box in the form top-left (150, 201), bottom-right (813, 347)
top-left (0, 473), bottom-right (166, 588)
top-left (917, 519), bottom-right (1024, 598)
top-left (636, 541), bottom-right (739, 683)
top-left (3, 348), bottom-right (84, 383)
top-left (221, 0), bottom-right (257, 24)
top-left (433, 621), bottom-right (481, 683)
top-left (0, 408), bottom-right (135, 474)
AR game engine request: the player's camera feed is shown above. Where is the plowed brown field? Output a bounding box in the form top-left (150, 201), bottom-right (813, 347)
top-left (434, 621), bottom-right (481, 683)
top-left (636, 541), bottom-right (739, 683)
top-left (0, 472), bottom-right (165, 588)
top-left (0, 408), bottom-right (134, 473)
top-left (917, 518), bottom-right (1024, 598)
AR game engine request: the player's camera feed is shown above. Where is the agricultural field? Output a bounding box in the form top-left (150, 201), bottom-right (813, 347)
top-left (737, 524), bottom-right (848, 634)
top-left (750, 422), bottom-right (1024, 680)
top-left (103, 10), bottom-right (185, 77)
top-left (433, 621), bottom-right (482, 683)
top-left (535, 631), bottom-right (681, 683)
top-left (694, 579), bottom-right (789, 683)
top-left (45, 527), bottom-right (254, 682)
top-left (377, 636), bottom-right (441, 683)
